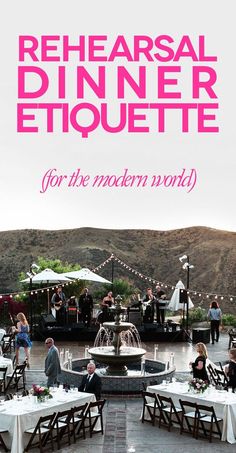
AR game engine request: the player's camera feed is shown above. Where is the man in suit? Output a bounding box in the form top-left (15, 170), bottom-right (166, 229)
top-left (78, 287), bottom-right (94, 327)
top-left (155, 285), bottom-right (167, 324)
top-left (79, 362), bottom-right (102, 400)
top-left (44, 338), bottom-right (61, 387)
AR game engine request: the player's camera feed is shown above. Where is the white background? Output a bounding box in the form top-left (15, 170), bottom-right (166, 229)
top-left (0, 0), bottom-right (235, 232)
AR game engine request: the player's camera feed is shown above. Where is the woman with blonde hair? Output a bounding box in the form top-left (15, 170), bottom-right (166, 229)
top-left (189, 342), bottom-right (209, 382)
top-left (14, 312), bottom-right (32, 367)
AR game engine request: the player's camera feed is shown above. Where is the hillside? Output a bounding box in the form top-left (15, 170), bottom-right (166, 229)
top-left (0, 226), bottom-right (235, 312)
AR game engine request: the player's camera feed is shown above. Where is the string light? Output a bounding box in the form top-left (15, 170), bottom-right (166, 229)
top-left (0, 253), bottom-right (234, 302)
top-left (92, 253), bottom-right (236, 302)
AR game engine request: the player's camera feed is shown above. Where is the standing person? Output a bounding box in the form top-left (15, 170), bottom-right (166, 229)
top-left (101, 291), bottom-right (114, 308)
top-left (142, 288), bottom-right (155, 323)
top-left (155, 285), bottom-right (167, 324)
top-left (79, 362), bottom-right (102, 400)
top-left (51, 286), bottom-right (66, 325)
top-left (225, 348), bottom-right (236, 390)
top-left (99, 291), bottom-right (115, 323)
top-left (79, 287), bottom-right (94, 327)
top-left (189, 342), bottom-right (209, 382)
top-left (44, 338), bottom-right (61, 387)
top-left (207, 301), bottom-right (222, 344)
top-left (14, 312), bottom-right (32, 367)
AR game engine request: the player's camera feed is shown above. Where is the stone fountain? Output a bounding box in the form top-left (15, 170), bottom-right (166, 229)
top-left (60, 295), bottom-right (175, 393)
top-left (88, 295), bottom-right (146, 375)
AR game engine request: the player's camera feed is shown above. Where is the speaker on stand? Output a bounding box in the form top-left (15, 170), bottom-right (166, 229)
top-left (179, 289), bottom-right (192, 342)
top-left (40, 314), bottom-right (57, 328)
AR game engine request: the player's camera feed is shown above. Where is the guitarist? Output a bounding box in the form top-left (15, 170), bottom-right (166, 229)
top-left (51, 286), bottom-right (66, 325)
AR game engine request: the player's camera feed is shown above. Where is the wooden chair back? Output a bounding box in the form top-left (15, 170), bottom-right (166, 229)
top-left (196, 403), bottom-right (222, 442)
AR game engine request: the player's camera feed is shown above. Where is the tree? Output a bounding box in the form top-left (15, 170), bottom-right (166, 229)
top-left (18, 257), bottom-right (85, 314)
top-left (94, 278), bottom-right (139, 304)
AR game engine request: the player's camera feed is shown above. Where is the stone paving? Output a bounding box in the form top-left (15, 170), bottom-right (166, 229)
top-left (2, 333), bottom-right (235, 452)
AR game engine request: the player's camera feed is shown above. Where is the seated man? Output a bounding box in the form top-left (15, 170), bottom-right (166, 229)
top-left (79, 362), bottom-right (102, 400)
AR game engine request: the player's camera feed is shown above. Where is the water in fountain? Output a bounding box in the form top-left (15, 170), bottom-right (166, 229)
top-left (88, 295), bottom-right (146, 375)
top-left (94, 324), bottom-right (142, 349)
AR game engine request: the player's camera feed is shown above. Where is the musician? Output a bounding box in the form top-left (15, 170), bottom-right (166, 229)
top-left (142, 288), bottom-right (155, 323)
top-left (98, 291), bottom-right (115, 323)
top-left (129, 293), bottom-right (142, 309)
top-left (51, 286), bottom-right (66, 325)
top-left (155, 285), bottom-right (167, 324)
top-left (78, 287), bottom-right (94, 327)
top-left (67, 296), bottom-right (78, 323)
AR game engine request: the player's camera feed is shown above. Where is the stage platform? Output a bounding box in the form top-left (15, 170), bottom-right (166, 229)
top-left (34, 319), bottom-right (187, 342)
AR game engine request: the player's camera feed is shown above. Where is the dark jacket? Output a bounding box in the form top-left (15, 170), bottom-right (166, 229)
top-left (79, 372), bottom-right (102, 400)
top-left (192, 355), bottom-right (209, 382)
top-left (79, 294), bottom-right (94, 313)
top-left (45, 345), bottom-right (61, 381)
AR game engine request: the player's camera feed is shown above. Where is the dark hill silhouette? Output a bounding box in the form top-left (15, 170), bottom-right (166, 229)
top-left (0, 226), bottom-right (235, 312)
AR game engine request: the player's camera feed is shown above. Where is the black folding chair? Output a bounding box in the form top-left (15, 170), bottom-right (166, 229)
top-left (70, 403), bottom-right (88, 441)
top-left (22, 389), bottom-right (29, 397)
top-left (214, 369), bottom-right (229, 387)
top-left (0, 367), bottom-right (8, 393)
top-left (84, 399), bottom-right (106, 437)
top-left (50, 408), bottom-right (73, 450)
top-left (24, 412), bottom-right (56, 453)
top-left (207, 364), bottom-right (218, 386)
top-left (1, 335), bottom-right (14, 354)
top-left (179, 399), bottom-right (198, 437)
top-left (4, 393), bottom-right (13, 401)
top-left (5, 363), bottom-right (26, 392)
top-left (0, 428), bottom-right (9, 452)
top-left (158, 394), bottom-right (182, 431)
top-left (141, 391), bottom-right (163, 426)
top-left (228, 329), bottom-right (236, 349)
top-left (196, 404), bottom-right (222, 442)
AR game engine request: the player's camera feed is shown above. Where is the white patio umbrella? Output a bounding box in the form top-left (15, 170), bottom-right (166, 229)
top-left (62, 268), bottom-right (112, 284)
top-left (167, 280), bottom-right (194, 311)
top-left (20, 268), bottom-right (72, 312)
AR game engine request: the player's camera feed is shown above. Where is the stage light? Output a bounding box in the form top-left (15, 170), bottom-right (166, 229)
top-left (179, 255), bottom-right (187, 263)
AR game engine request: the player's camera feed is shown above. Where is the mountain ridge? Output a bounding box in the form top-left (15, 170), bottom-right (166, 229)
top-left (0, 226), bottom-right (235, 312)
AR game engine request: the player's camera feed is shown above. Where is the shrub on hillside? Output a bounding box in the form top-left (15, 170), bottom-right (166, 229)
top-left (222, 314), bottom-right (236, 327)
top-left (188, 307), bottom-right (207, 325)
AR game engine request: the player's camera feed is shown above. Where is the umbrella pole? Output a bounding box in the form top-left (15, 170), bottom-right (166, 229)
top-left (47, 289), bottom-right (50, 314)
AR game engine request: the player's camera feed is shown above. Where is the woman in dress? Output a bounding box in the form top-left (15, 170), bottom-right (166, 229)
top-left (225, 348), bottom-right (236, 390)
top-left (189, 342), bottom-right (209, 382)
top-left (14, 312), bottom-right (32, 367)
top-left (207, 301), bottom-right (222, 344)
top-left (98, 291), bottom-right (115, 323)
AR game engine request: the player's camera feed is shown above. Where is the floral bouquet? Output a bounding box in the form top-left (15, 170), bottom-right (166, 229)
top-left (32, 384), bottom-right (52, 401)
top-left (188, 378), bottom-right (209, 394)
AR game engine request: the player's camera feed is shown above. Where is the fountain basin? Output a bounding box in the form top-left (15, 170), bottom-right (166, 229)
top-left (103, 322), bottom-right (133, 333)
top-left (89, 346), bottom-right (147, 375)
top-left (60, 358), bottom-right (175, 394)
top-left (89, 346), bottom-right (146, 363)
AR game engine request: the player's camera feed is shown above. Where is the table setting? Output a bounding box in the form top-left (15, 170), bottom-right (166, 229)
top-left (147, 379), bottom-right (236, 443)
top-left (0, 356), bottom-right (14, 375)
top-left (0, 385), bottom-right (95, 453)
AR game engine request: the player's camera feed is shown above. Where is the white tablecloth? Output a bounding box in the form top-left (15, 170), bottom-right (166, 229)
top-left (0, 388), bottom-right (95, 453)
top-left (0, 357), bottom-right (13, 375)
top-left (147, 382), bottom-right (236, 444)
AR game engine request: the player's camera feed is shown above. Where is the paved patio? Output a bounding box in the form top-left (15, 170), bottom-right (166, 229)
top-left (11, 331), bottom-right (234, 453)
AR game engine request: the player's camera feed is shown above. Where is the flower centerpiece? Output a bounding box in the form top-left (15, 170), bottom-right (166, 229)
top-left (188, 378), bottom-right (209, 394)
top-left (32, 384), bottom-right (52, 402)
